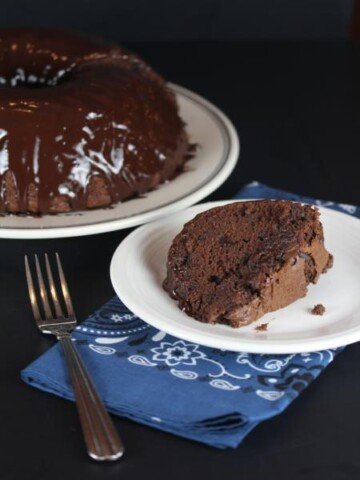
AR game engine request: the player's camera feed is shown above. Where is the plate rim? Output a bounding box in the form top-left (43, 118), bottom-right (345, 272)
top-left (0, 83), bottom-right (239, 239)
top-left (110, 200), bottom-right (360, 354)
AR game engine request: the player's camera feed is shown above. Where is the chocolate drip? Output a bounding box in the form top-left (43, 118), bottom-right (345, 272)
top-left (0, 28), bottom-right (189, 214)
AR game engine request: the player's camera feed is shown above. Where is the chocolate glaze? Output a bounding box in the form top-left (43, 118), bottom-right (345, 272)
top-left (0, 28), bottom-right (189, 213)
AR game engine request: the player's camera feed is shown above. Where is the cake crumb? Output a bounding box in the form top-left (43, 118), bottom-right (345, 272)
top-left (255, 323), bottom-right (268, 332)
top-left (311, 304), bottom-right (326, 316)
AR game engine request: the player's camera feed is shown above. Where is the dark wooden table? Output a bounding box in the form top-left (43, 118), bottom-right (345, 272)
top-left (1, 41), bottom-right (360, 480)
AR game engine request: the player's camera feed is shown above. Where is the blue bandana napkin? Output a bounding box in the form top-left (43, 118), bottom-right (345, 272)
top-left (21, 182), bottom-right (359, 448)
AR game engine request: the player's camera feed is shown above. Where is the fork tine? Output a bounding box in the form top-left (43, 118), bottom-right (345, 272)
top-left (55, 253), bottom-right (75, 317)
top-left (24, 255), bottom-right (43, 324)
top-left (34, 254), bottom-right (53, 321)
top-left (45, 253), bottom-right (64, 318)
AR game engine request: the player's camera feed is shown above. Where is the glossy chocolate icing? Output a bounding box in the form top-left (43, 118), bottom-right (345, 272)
top-left (0, 28), bottom-right (189, 213)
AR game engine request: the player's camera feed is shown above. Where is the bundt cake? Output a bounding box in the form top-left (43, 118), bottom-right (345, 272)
top-left (164, 200), bottom-right (333, 327)
top-left (0, 28), bottom-right (189, 214)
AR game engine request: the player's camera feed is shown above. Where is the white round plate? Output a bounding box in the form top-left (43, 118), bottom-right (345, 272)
top-left (0, 84), bottom-right (239, 239)
top-left (110, 200), bottom-right (360, 354)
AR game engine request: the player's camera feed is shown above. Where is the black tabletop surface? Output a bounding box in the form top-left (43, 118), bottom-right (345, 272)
top-left (1, 41), bottom-right (360, 480)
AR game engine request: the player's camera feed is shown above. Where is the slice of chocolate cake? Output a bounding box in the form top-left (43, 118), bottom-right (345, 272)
top-left (163, 200), bottom-right (333, 328)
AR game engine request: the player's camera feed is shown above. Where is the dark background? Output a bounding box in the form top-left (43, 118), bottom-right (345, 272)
top-left (0, 0), bottom-right (356, 40)
top-left (1, 1), bottom-right (360, 479)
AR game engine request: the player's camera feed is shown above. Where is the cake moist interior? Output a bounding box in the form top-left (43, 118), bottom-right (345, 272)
top-left (164, 200), bottom-right (333, 327)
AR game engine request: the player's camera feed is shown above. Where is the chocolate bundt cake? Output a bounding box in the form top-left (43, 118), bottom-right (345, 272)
top-left (164, 200), bottom-right (333, 327)
top-left (0, 28), bottom-right (189, 214)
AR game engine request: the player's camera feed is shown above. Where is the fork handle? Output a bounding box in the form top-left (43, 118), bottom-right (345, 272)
top-left (59, 334), bottom-right (124, 461)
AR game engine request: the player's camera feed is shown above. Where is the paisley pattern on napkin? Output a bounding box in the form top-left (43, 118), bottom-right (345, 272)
top-left (21, 182), bottom-right (359, 449)
top-left (75, 300), bottom-right (337, 398)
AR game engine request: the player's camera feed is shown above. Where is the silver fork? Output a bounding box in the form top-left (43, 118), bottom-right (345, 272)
top-left (24, 253), bottom-right (124, 461)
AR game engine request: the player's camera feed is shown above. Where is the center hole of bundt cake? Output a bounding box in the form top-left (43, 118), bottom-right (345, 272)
top-left (0, 67), bottom-right (74, 89)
